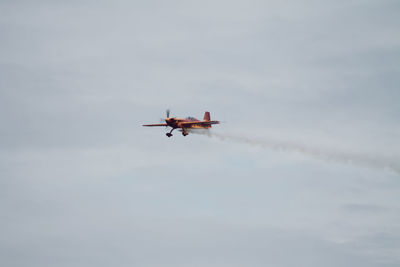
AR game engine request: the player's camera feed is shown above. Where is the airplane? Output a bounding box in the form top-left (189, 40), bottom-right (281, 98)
top-left (143, 110), bottom-right (220, 137)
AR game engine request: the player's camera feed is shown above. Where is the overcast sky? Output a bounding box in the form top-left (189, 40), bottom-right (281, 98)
top-left (1, 0), bottom-right (400, 266)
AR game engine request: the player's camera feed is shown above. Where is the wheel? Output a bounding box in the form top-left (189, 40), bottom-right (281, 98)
top-left (182, 132), bottom-right (188, 136)
top-left (166, 133), bottom-right (172, 137)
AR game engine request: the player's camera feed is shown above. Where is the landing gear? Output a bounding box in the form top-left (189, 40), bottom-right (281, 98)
top-left (166, 128), bottom-right (175, 137)
top-left (166, 128), bottom-right (188, 137)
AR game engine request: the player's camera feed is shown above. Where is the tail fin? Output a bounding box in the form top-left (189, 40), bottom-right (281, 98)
top-left (203, 111), bottom-right (210, 121)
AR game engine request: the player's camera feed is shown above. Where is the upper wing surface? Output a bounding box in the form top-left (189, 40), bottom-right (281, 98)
top-left (180, 121), bottom-right (220, 126)
top-left (143, 123), bottom-right (168, 127)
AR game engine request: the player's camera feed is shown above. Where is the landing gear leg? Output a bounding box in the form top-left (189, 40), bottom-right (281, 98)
top-left (166, 128), bottom-right (175, 137)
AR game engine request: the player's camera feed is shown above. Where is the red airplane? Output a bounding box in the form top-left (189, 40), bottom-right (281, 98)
top-left (143, 110), bottom-right (220, 137)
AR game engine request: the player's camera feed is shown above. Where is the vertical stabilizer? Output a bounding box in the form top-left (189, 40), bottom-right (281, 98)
top-left (203, 111), bottom-right (210, 121)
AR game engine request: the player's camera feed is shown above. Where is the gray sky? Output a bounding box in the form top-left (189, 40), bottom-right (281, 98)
top-left (1, 0), bottom-right (400, 266)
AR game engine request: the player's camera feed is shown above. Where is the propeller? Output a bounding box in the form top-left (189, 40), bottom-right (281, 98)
top-left (161, 109), bottom-right (171, 123)
top-left (162, 109), bottom-right (171, 129)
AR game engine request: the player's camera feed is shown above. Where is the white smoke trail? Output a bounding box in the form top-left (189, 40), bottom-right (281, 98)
top-left (192, 130), bottom-right (400, 174)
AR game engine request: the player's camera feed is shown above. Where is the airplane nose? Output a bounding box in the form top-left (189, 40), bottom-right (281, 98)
top-left (166, 118), bottom-right (175, 124)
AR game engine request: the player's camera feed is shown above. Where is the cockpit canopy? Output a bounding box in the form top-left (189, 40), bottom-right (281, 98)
top-left (186, 116), bottom-right (197, 121)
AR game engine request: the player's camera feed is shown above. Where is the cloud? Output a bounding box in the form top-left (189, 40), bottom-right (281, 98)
top-left (341, 204), bottom-right (388, 213)
top-left (1, 0), bottom-right (400, 266)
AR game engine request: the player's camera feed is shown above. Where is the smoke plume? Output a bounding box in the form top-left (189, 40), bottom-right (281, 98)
top-left (192, 130), bottom-right (400, 174)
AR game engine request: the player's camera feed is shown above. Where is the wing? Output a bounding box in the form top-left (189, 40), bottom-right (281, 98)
top-left (143, 123), bottom-right (168, 127)
top-left (180, 121), bottom-right (220, 127)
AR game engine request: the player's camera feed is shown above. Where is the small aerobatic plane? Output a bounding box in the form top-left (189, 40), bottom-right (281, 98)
top-left (143, 110), bottom-right (220, 137)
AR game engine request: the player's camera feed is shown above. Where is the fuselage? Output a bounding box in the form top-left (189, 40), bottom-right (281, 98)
top-left (165, 117), bottom-right (210, 129)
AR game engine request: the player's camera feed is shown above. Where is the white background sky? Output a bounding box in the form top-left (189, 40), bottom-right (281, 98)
top-left (1, 1), bottom-right (400, 266)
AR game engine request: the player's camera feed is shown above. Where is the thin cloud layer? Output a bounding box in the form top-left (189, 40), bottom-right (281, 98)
top-left (1, 0), bottom-right (400, 267)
